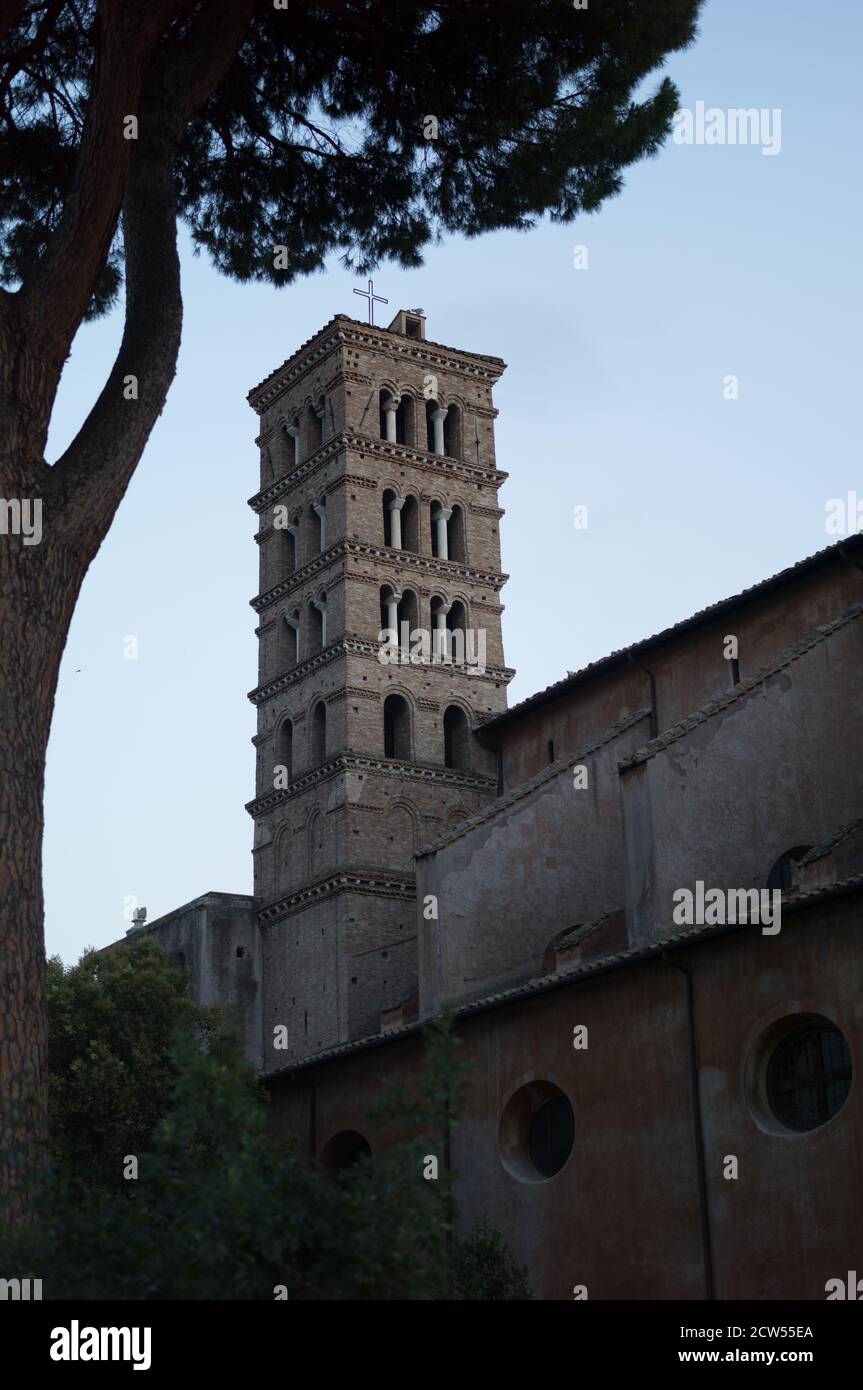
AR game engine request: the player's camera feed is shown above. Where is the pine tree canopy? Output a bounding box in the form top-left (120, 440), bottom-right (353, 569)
top-left (0, 0), bottom-right (703, 316)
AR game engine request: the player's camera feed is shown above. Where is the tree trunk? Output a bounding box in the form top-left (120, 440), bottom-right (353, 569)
top-left (0, 0), bottom-right (255, 1217)
top-left (0, 523), bottom-right (85, 1214)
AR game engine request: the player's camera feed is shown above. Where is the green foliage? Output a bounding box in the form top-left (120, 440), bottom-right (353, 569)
top-left (1, 942), bottom-right (531, 1299)
top-left (451, 1218), bottom-right (533, 1301)
top-left (0, 1), bottom-right (704, 313)
top-left (46, 937), bottom-right (216, 1192)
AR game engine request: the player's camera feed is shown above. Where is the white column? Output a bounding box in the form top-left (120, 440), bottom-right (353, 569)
top-left (313, 500), bottom-right (326, 551)
top-left (287, 523), bottom-right (300, 567)
top-left (433, 602), bottom-right (451, 662)
top-left (431, 406), bottom-right (446, 455)
top-left (388, 495), bottom-right (406, 549)
top-left (385, 591), bottom-right (400, 637)
top-left (286, 421), bottom-right (300, 465)
top-left (383, 395), bottom-right (400, 443)
top-left (434, 506), bottom-right (452, 560)
top-left (313, 400), bottom-right (326, 443)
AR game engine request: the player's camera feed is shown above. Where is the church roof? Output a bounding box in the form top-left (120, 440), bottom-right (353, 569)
top-left (259, 871), bottom-right (863, 1082)
top-left (799, 816), bottom-right (863, 865)
top-left (479, 534), bottom-right (863, 738)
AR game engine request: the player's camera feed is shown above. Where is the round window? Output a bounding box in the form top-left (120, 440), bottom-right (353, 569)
top-left (528, 1094), bottom-right (575, 1178)
top-left (499, 1080), bottom-right (574, 1183)
top-left (319, 1130), bottom-right (372, 1172)
top-left (767, 1023), bottom-right (852, 1132)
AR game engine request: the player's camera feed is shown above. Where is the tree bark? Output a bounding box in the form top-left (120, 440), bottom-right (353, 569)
top-left (0, 0), bottom-right (256, 1213)
top-left (0, 129), bottom-right (183, 1218)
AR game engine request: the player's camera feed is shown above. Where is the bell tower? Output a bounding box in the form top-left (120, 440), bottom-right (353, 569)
top-left (246, 309), bottom-right (513, 1064)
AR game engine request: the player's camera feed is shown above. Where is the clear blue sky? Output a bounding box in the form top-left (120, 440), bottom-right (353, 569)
top-left (44, 0), bottom-right (863, 961)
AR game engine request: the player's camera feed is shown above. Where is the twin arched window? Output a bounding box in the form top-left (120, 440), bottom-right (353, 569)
top-left (425, 399), bottom-right (462, 458)
top-left (381, 493), bottom-right (465, 562)
top-left (279, 397), bottom-right (325, 470)
top-left (278, 498), bottom-right (325, 583)
top-left (430, 502), bottom-right (465, 562)
top-left (377, 389), bottom-right (463, 459)
top-left (381, 693), bottom-right (471, 769)
top-left (382, 489), bottom-right (419, 551)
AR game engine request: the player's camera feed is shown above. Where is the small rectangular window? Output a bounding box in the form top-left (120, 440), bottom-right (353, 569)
top-left (548, 739), bottom-right (555, 764)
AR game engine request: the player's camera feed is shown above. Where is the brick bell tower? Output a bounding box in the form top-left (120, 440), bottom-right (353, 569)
top-left (246, 307), bottom-right (513, 1065)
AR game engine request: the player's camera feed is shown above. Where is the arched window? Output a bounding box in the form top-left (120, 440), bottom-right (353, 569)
top-left (310, 702), bottom-right (327, 766)
top-left (447, 505), bottom-right (466, 563)
top-left (397, 589), bottom-right (418, 646)
top-left (307, 397), bottom-right (324, 452)
top-left (379, 389), bottom-right (400, 442)
top-left (767, 845), bottom-right (812, 892)
top-left (308, 807), bottom-right (325, 875)
top-left (443, 705), bottom-right (470, 770)
top-left (277, 719), bottom-right (293, 784)
top-left (401, 494), bottom-right (419, 552)
top-left (396, 394), bottom-right (414, 446)
top-left (280, 612), bottom-right (299, 670)
top-left (446, 600), bottom-right (467, 665)
top-left (382, 488), bottom-right (399, 547)
top-left (430, 595), bottom-right (450, 661)
top-left (283, 415), bottom-right (301, 467)
top-left (384, 694), bottom-right (412, 760)
top-left (309, 496), bottom-right (325, 555)
top-left (426, 398), bottom-right (445, 454)
top-left (308, 596), bottom-right (326, 656)
top-left (430, 502), bottom-right (450, 558)
top-left (443, 404), bottom-right (462, 459)
top-left (282, 525), bottom-right (297, 577)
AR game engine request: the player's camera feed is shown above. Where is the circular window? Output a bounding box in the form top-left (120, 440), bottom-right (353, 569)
top-left (767, 1024), bottom-right (852, 1132)
top-left (499, 1081), bottom-right (574, 1183)
top-left (528, 1094), bottom-right (575, 1178)
top-left (319, 1130), bottom-right (372, 1172)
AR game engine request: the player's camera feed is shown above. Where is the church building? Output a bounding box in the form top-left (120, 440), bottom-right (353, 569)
top-left (124, 309), bottom-right (863, 1300)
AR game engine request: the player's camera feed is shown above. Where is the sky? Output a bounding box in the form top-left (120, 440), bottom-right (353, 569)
top-left (42, 0), bottom-right (863, 962)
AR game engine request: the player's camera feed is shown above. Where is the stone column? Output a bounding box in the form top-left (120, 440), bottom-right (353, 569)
top-left (287, 614), bottom-right (300, 663)
top-left (431, 406), bottom-right (446, 455)
top-left (433, 506), bottom-right (452, 560)
top-left (383, 394), bottom-right (401, 443)
top-left (285, 421), bottom-right (300, 466)
top-left (388, 495), bottom-right (406, 549)
top-left (313, 501), bottom-right (326, 551)
top-left (433, 602), bottom-right (451, 662)
top-left (386, 592), bottom-right (401, 635)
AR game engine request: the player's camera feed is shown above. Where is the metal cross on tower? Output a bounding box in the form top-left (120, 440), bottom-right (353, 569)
top-left (352, 278), bottom-right (388, 325)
